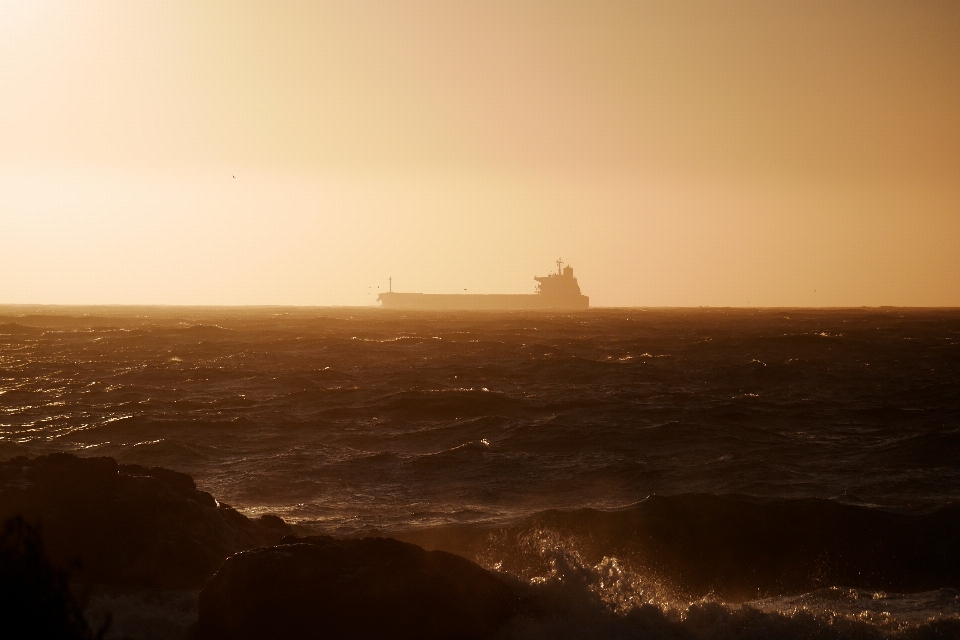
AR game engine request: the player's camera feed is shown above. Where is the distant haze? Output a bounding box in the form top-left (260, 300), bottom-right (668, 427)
top-left (2, 1), bottom-right (958, 306)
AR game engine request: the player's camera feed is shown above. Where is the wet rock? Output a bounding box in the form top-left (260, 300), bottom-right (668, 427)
top-left (0, 453), bottom-right (292, 589)
top-left (198, 535), bottom-right (520, 640)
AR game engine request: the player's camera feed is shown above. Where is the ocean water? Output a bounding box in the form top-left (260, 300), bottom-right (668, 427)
top-left (2, 306), bottom-right (959, 638)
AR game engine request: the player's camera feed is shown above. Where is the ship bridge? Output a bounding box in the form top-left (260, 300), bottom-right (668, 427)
top-left (534, 260), bottom-right (583, 297)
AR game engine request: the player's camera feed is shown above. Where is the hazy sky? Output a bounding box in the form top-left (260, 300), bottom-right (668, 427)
top-left (2, 0), bottom-right (958, 306)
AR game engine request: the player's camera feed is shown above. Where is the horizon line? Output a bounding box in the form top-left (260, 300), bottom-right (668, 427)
top-left (2, 304), bottom-right (959, 311)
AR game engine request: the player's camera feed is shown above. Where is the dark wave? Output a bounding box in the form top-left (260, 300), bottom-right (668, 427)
top-left (399, 494), bottom-right (960, 601)
top-left (0, 322), bottom-right (44, 336)
top-left (379, 389), bottom-right (529, 420)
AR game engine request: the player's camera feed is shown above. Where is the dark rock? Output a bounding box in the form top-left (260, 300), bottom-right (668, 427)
top-left (198, 535), bottom-right (521, 640)
top-left (0, 453), bottom-right (293, 589)
top-left (0, 515), bottom-right (108, 639)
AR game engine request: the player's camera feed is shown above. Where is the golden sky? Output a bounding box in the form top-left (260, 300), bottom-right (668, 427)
top-left (2, 1), bottom-right (958, 306)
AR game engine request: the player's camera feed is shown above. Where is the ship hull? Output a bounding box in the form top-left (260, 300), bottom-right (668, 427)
top-left (378, 293), bottom-right (589, 310)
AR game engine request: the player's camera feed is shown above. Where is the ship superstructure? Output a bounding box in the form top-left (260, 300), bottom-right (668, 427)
top-left (377, 260), bottom-right (589, 310)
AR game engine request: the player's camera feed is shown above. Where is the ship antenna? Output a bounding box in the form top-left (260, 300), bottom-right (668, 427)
top-left (389, 276), bottom-right (392, 293)
top-left (556, 258), bottom-right (563, 275)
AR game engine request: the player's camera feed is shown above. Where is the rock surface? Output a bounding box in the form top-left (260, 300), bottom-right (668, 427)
top-left (0, 453), bottom-right (292, 589)
top-left (198, 535), bottom-right (521, 640)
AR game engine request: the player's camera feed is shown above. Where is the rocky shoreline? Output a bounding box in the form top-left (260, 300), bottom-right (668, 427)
top-left (4, 453), bottom-right (960, 640)
top-left (0, 453), bottom-right (292, 590)
top-left (1, 453), bottom-right (527, 639)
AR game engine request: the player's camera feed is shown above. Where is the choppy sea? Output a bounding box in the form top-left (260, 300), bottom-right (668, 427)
top-left (2, 306), bottom-right (959, 638)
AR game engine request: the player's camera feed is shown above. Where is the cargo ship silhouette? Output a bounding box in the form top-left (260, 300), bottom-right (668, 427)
top-left (378, 260), bottom-right (589, 310)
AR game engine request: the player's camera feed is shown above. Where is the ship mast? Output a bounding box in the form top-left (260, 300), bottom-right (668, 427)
top-left (556, 258), bottom-right (563, 275)
top-left (389, 277), bottom-right (392, 293)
